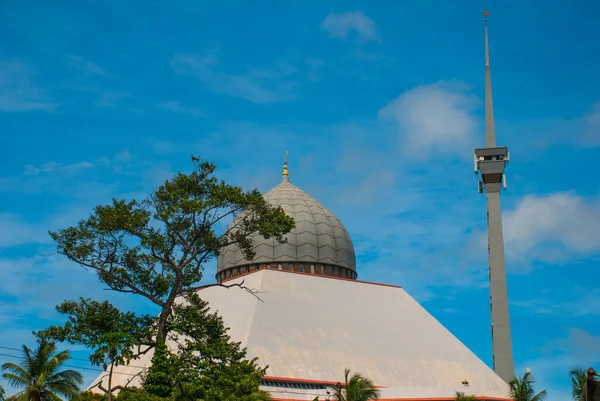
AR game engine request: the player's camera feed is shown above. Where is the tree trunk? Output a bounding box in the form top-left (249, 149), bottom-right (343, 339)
top-left (156, 275), bottom-right (183, 341)
top-left (107, 362), bottom-right (114, 401)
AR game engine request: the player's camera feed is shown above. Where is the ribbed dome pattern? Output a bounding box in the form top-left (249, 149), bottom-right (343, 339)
top-left (217, 181), bottom-right (356, 276)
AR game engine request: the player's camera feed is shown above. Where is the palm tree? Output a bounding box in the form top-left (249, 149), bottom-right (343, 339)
top-left (332, 369), bottom-right (380, 401)
top-left (455, 391), bottom-right (478, 401)
top-left (509, 371), bottom-right (547, 401)
top-left (570, 368), bottom-right (587, 401)
top-left (1, 340), bottom-right (83, 401)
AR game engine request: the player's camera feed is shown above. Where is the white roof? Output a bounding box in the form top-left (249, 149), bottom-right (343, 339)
top-left (89, 269), bottom-right (510, 400)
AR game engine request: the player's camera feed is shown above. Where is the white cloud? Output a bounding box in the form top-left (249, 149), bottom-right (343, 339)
top-left (378, 81), bottom-right (479, 159)
top-left (503, 193), bottom-right (600, 263)
top-left (172, 54), bottom-right (297, 103)
top-left (321, 12), bottom-right (378, 42)
top-left (468, 192), bottom-right (600, 267)
top-left (157, 100), bottom-right (204, 117)
top-left (0, 61), bottom-right (55, 112)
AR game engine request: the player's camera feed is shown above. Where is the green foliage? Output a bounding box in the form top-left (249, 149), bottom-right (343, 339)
top-left (331, 369), bottom-right (380, 401)
top-left (1, 339), bottom-right (83, 400)
top-left (50, 157), bottom-right (294, 341)
top-left (509, 372), bottom-right (547, 401)
top-left (455, 391), bottom-right (478, 401)
top-left (72, 391), bottom-right (108, 401)
top-left (0, 383), bottom-right (5, 401)
top-left (144, 341), bottom-right (173, 398)
top-left (114, 389), bottom-right (164, 401)
top-left (167, 292), bottom-right (269, 401)
top-left (36, 298), bottom-right (154, 368)
top-left (570, 368), bottom-right (587, 401)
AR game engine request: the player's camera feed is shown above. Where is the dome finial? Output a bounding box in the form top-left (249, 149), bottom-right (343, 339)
top-left (282, 150), bottom-right (290, 183)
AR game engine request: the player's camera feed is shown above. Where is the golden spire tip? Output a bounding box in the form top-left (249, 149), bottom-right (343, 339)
top-left (283, 150), bottom-right (289, 176)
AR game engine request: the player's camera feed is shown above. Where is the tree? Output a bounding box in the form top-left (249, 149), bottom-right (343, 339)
top-left (1, 339), bottom-right (83, 400)
top-left (569, 369), bottom-right (586, 401)
top-left (571, 369), bottom-right (587, 401)
top-left (165, 292), bottom-right (271, 401)
top-left (71, 391), bottom-right (108, 401)
top-left (0, 384), bottom-right (5, 401)
top-left (143, 340), bottom-right (172, 398)
top-left (50, 157), bottom-right (294, 343)
top-left (455, 392), bottom-right (478, 401)
top-left (331, 369), bottom-right (380, 401)
top-left (509, 371), bottom-right (547, 401)
top-left (36, 298), bottom-right (154, 400)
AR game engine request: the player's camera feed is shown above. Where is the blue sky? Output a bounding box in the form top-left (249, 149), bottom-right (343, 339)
top-left (1, 0), bottom-right (600, 399)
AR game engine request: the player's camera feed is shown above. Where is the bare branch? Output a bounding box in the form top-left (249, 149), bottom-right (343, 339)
top-left (194, 279), bottom-right (265, 302)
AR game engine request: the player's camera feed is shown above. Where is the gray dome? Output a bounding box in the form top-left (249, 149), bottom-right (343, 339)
top-left (216, 178), bottom-right (356, 280)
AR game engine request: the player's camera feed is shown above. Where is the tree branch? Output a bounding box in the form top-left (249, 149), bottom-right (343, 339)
top-left (61, 255), bottom-right (166, 307)
top-left (194, 279), bottom-right (265, 302)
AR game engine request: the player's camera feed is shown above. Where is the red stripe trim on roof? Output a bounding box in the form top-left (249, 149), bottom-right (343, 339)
top-left (207, 267), bottom-right (403, 289)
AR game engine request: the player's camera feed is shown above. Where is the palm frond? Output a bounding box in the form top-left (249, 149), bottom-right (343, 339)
top-left (570, 368), bottom-right (587, 401)
top-left (455, 391), bottom-right (478, 401)
top-left (339, 369), bottom-right (381, 401)
top-left (1, 363), bottom-right (30, 388)
top-left (47, 369), bottom-right (84, 386)
top-left (509, 371), bottom-right (546, 401)
top-left (4, 389), bottom-right (26, 401)
top-left (531, 389), bottom-right (547, 401)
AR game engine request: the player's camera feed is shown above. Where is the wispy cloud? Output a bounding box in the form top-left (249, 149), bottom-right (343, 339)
top-left (0, 213), bottom-right (52, 247)
top-left (583, 101), bottom-right (600, 145)
top-left (0, 151), bottom-right (134, 195)
top-left (512, 287), bottom-right (600, 317)
top-left (519, 328), bottom-right (600, 401)
top-left (321, 11), bottom-right (378, 43)
top-left (172, 53), bottom-right (297, 103)
top-left (23, 161), bottom-right (95, 176)
top-left (94, 90), bottom-right (131, 108)
top-left (378, 81), bottom-right (479, 159)
top-left (0, 61), bottom-right (55, 112)
top-left (157, 100), bottom-right (205, 117)
top-left (65, 55), bottom-right (111, 78)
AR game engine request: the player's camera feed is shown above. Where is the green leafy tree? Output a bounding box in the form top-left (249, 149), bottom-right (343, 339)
top-left (71, 391), bottom-right (108, 401)
top-left (570, 368), bottom-right (587, 401)
top-left (331, 369), bottom-right (380, 401)
top-left (50, 157), bottom-right (294, 342)
top-left (1, 383), bottom-right (5, 401)
top-left (1, 340), bottom-right (83, 400)
top-left (143, 340), bottom-right (172, 398)
top-left (509, 372), bottom-right (547, 401)
top-left (455, 392), bottom-right (478, 401)
top-left (113, 389), bottom-right (164, 401)
top-left (166, 292), bottom-right (270, 401)
top-left (36, 298), bottom-right (154, 400)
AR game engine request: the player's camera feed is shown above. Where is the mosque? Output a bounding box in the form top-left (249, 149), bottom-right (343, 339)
top-left (89, 162), bottom-right (511, 401)
top-left (90, 12), bottom-right (514, 401)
